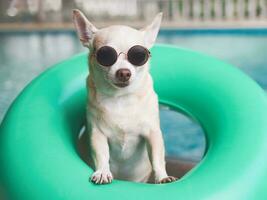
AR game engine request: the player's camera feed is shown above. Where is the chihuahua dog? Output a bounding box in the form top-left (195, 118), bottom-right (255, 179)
top-left (73, 9), bottom-right (177, 184)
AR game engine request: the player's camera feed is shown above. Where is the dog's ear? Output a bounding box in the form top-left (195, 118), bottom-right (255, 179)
top-left (73, 9), bottom-right (98, 48)
top-left (141, 13), bottom-right (162, 49)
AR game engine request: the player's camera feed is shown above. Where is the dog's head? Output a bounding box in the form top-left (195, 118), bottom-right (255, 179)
top-left (73, 10), bottom-right (162, 94)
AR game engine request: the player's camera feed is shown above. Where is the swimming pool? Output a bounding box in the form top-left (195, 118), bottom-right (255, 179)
top-left (0, 29), bottom-right (266, 162)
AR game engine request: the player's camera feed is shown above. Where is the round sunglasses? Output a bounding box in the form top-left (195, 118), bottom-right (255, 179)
top-left (93, 45), bottom-right (151, 67)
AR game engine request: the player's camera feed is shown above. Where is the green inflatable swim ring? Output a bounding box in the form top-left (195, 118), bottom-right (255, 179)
top-left (1, 44), bottom-right (267, 200)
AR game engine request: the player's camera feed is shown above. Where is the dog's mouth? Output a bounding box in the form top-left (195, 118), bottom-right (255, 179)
top-left (114, 82), bottom-right (129, 88)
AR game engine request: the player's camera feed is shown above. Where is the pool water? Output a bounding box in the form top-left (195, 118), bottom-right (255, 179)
top-left (159, 105), bottom-right (205, 161)
top-left (0, 29), bottom-right (266, 162)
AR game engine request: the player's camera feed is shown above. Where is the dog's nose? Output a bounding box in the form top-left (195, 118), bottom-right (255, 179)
top-left (116, 68), bottom-right (131, 82)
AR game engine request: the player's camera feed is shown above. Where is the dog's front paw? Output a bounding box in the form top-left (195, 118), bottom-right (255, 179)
top-left (90, 170), bottom-right (113, 184)
top-left (156, 176), bottom-right (178, 184)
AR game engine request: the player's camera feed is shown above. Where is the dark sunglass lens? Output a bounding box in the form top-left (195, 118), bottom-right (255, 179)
top-left (128, 45), bottom-right (149, 66)
top-left (96, 46), bottom-right (117, 67)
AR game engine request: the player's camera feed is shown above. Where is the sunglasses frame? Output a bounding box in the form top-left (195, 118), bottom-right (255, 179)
top-left (92, 45), bottom-right (151, 67)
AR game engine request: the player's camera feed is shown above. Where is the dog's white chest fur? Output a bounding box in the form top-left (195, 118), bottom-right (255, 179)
top-left (99, 89), bottom-right (156, 137)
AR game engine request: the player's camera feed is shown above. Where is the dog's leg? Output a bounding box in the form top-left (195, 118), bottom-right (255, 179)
top-left (89, 126), bottom-right (113, 184)
top-left (146, 128), bottom-right (178, 184)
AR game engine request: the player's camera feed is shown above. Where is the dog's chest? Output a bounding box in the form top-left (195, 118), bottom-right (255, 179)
top-left (90, 89), bottom-right (159, 158)
top-left (100, 95), bottom-right (153, 136)
top-left (99, 96), bottom-right (153, 159)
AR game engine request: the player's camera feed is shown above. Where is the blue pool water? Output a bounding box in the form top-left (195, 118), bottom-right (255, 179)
top-left (0, 29), bottom-right (267, 162)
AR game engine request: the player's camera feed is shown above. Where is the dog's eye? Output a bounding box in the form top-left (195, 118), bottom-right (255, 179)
top-left (96, 46), bottom-right (117, 67)
top-left (127, 45), bottom-right (150, 66)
